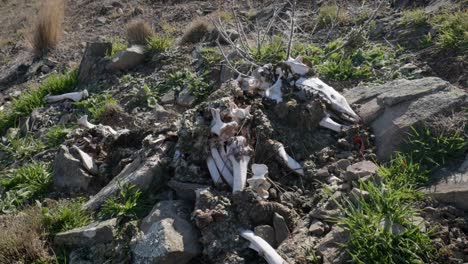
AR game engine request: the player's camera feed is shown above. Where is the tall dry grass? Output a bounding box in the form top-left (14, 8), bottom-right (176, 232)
top-left (26, 0), bottom-right (64, 56)
top-left (126, 20), bottom-right (154, 45)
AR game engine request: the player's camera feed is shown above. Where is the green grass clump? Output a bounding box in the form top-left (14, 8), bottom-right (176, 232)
top-left (107, 37), bottom-right (127, 57)
top-left (45, 125), bottom-right (69, 148)
top-left (157, 70), bottom-right (212, 101)
top-left (200, 47), bottom-right (222, 66)
top-left (0, 162), bottom-right (52, 213)
top-left (0, 71), bottom-right (79, 132)
top-left (74, 94), bottom-right (118, 121)
top-left (433, 11), bottom-right (468, 51)
top-left (0, 133), bottom-right (45, 164)
top-left (98, 181), bottom-right (146, 221)
top-left (146, 34), bottom-right (172, 55)
top-left (402, 9), bottom-right (429, 26)
top-left (316, 4), bottom-right (349, 29)
top-left (250, 36), bottom-right (287, 65)
top-left (42, 200), bottom-right (92, 235)
top-left (337, 179), bottom-right (432, 264)
top-left (378, 153), bottom-right (428, 187)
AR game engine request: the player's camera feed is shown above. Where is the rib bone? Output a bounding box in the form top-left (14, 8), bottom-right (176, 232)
top-left (210, 144), bottom-right (234, 187)
top-left (206, 156), bottom-right (222, 186)
top-left (44, 90), bottom-right (89, 103)
top-left (240, 229), bottom-right (287, 264)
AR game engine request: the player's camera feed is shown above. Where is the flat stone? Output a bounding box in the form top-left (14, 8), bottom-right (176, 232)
top-left (77, 42), bottom-right (112, 84)
top-left (53, 145), bottom-right (92, 192)
top-left (349, 188), bottom-right (370, 203)
top-left (317, 226), bottom-right (350, 264)
top-left (344, 161), bottom-right (378, 181)
top-left (273, 212), bottom-right (290, 246)
top-left (140, 200), bottom-right (192, 233)
top-left (167, 180), bottom-right (209, 201)
top-left (426, 170), bottom-right (468, 210)
top-left (309, 219), bottom-right (325, 236)
top-left (254, 225), bottom-right (276, 248)
top-left (106, 45), bottom-right (146, 71)
top-left (176, 88), bottom-right (196, 107)
top-left (55, 218), bottom-right (116, 247)
top-left (335, 159), bottom-right (351, 171)
top-left (316, 167), bottom-right (330, 177)
top-left (160, 90), bottom-right (176, 105)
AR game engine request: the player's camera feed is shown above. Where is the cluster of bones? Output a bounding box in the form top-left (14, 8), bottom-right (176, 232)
top-left (206, 57), bottom-right (360, 264)
top-left (43, 57), bottom-right (359, 264)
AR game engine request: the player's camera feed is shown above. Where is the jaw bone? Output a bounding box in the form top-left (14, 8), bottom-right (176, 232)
top-left (227, 136), bottom-right (251, 193)
top-left (296, 77), bottom-right (359, 121)
top-left (210, 108), bottom-right (238, 141)
top-left (319, 113), bottom-right (349, 133)
top-left (247, 164), bottom-right (271, 199)
top-left (284, 56), bottom-right (309, 75)
top-left (44, 90), bottom-right (89, 103)
top-left (240, 229), bottom-right (287, 264)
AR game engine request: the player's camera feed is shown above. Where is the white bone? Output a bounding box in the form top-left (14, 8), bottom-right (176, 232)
top-left (227, 136), bottom-right (251, 193)
top-left (229, 102), bottom-right (251, 122)
top-left (71, 145), bottom-right (98, 174)
top-left (247, 164), bottom-right (271, 199)
top-left (319, 114), bottom-right (348, 133)
top-left (265, 70), bottom-right (283, 103)
top-left (296, 78), bottom-right (359, 121)
top-left (206, 156), bottom-right (222, 186)
top-left (218, 145), bottom-right (233, 171)
top-left (285, 56), bottom-right (309, 75)
top-left (210, 145), bottom-right (234, 187)
top-left (44, 90), bottom-right (89, 103)
top-left (210, 108), bottom-right (238, 141)
top-left (275, 141), bottom-right (304, 175)
top-left (240, 229), bottom-right (287, 264)
top-left (77, 115), bottom-right (96, 129)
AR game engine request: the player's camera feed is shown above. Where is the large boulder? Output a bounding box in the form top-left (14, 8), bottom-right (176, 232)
top-left (55, 218), bottom-right (117, 247)
top-left (132, 200), bottom-right (201, 264)
top-left (106, 45), bottom-right (146, 71)
top-left (53, 145), bottom-right (92, 192)
top-left (344, 77), bottom-right (467, 160)
top-left (78, 42), bottom-right (112, 85)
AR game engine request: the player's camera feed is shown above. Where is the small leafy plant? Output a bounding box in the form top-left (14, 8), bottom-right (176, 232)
top-left (98, 181), bottom-right (145, 221)
top-left (316, 4), bottom-right (349, 29)
top-left (42, 199), bottom-right (92, 235)
top-left (107, 37), bottom-right (127, 57)
top-left (402, 8), bottom-right (429, 26)
top-left (433, 11), bottom-right (468, 51)
top-left (0, 133), bottom-right (45, 164)
top-left (146, 34), bottom-right (172, 55)
top-left (157, 70), bottom-right (212, 102)
top-left (200, 47), bottom-right (222, 66)
top-left (74, 94), bottom-right (118, 121)
top-left (45, 125), bottom-right (69, 147)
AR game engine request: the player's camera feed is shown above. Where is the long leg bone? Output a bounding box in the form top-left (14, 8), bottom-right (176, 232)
top-left (240, 229), bottom-right (287, 264)
top-left (270, 140), bottom-right (304, 176)
top-left (247, 164), bottom-right (271, 199)
top-left (210, 108), bottom-right (238, 141)
top-left (227, 136), bottom-right (252, 193)
top-left (210, 143), bottom-right (234, 187)
top-left (295, 77), bottom-right (359, 121)
top-left (319, 114), bottom-right (349, 133)
top-left (44, 90), bottom-right (89, 103)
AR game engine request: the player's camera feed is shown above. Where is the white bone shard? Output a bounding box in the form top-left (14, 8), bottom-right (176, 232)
top-left (77, 115), bottom-right (96, 129)
top-left (319, 114), bottom-right (348, 133)
top-left (206, 156), bottom-right (222, 186)
top-left (275, 141), bottom-right (304, 175)
top-left (296, 77), bottom-right (359, 121)
top-left (229, 102), bottom-right (251, 122)
top-left (265, 70), bottom-right (283, 103)
top-left (44, 90), bottom-right (89, 103)
top-left (210, 145), bottom-right (234, 187)
top-left (237, 76), bottom-right (268, 93)
top-left (240, 229), bottom-right (287, 264)
top-left (72, 145), bottom-right (98, 174)
top-left (210, 108), bottom-right (238, 141)
top-left (218, 144), bottom-right (233, 171)
top-left (247, 164), bottom-right (271, 199)
top-left (227, 136), bottom-right (251, 193)
top-left (285, 56), bottom-right (309, 75)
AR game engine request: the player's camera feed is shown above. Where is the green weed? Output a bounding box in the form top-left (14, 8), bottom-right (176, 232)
top-left (420, 32), bottom-right (434, 48)
top-left (107, 37), bottom-right (127, 57)
top-left (45, 125), bottom-right (69, 147)
top-left (433, 11), bottom-right (468, 51)
top-left (98, 181), bottom-right (145, 221)
top-left (42, 199), bottom-right (92, 235)
top-left (402, 9), bottom-right (429, 26)
top-left (200, 47), bottom-right (222, 66)
top-left (250, 35), bottom-right (287, 65)
top-left (378, 153), bottom-right (429, 187)
top-left (0, 133), bottom-right (45, 163)
top-left (146, 34), bottom-right (173, 55)
top-left (157, 70), bottom-right (212, 101)
top-left (74, 94), bottom-right (118, 121)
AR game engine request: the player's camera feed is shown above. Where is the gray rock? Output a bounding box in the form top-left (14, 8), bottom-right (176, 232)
top-left (273, 212), bottom-right (290, 246)
top-left (53, 145), bottom-right (92, 192)
top-left (344, 161), bottom-right (378, 181)
top-left (132, 200), bottom-right (201, 264)
top-left (160, 90), bottom-right (176, 105)
top-left (426, 170), bottom-right (468, 210)
top-left (254, 225), bottom-right (276, 248)
top-left (309, 219), bottom-right (325, 236)
top-left (96, 16), bottom-right (107, 25)
top-left (55, 218), bottom-right (117, 247)
top-left (335, 159), bottom-right (351, 171)
top-left (316, 167), bottom-right (330, 178)
top-left (349, 188), bottom-right (370, 203)
top-left (83, 141), bottom-right (172, 211)
top-left (317, 226), bottom-right (350, 264)
top-left (176, 88), bottom-right (196, 107)
top-left (167, 179), bottom-right (209, 201)
top-left (107, 45), bottom-right (146, 71)
top-left (78, 42), bottom-right (112, 85)
top-left (344, 78), bottom-right (467, 160)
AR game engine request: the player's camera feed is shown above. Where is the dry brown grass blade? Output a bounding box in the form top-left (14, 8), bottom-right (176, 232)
top-left (126, 20), bottom-right (154, 45)
top-left (26, 0), bottom-right (64, 57)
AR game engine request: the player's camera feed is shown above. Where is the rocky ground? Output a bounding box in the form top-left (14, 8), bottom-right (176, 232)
top-left (0, 0), bottom-right (467, 263)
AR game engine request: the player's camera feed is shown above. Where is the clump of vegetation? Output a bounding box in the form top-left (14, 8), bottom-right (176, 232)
top-left (146, 34), bottom-right (173, 55)
top-left (180, 17), bottom-right (213, 44)
top-left (420, 32), bottom-right (434, 48)
top-left (200, 47), bottom-right (222, 66)
top-left (107, 37), bottom-right (127, 57)
top-left (0, 133), bottom-right (45, 164)
top-left (0, 70), bottom-right (79, 132)
top-left (74, 94), bottom-right (118, 121)
top-left (251, 36), bottom-right (287, 65)
top-left (126, 20), bottom-right (153, 45)
top-left (45, 125), bottom-right (69, 147)
top-left (433, 11), bottom-right (468, 51)
top-left (0, 162), bottom-right (52, 213)
top-left (157, 70), bottom-right (212, 101)
top-left (98, 181), bottom-right (146, 221)
top-left (26, 0), bottom-right (64, 56)
top-left (316, 4), bottom-right (349, 29)
top-left (402, 8), bottom-right (429, 26)
top-left (378, 153), bottom-right (428, 187)
top-left (42, 199), bottom-right (93, 235)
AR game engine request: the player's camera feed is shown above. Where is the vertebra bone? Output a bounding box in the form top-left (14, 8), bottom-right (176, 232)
top-left (247, 164), bottom-right (271, 199)
top-left (210, 108), bottom-right (238, 141)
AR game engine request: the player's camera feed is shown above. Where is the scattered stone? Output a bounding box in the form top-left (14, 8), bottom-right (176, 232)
top-left (96, 16), bottom-right (107, 25)
top-left (140, 200), bottom-right (193, 233)
top-left (317, 227), bottom-right (350, 264)
top-left (349, 188), bottom-right (370, 203)
top-left (167, 179), bottom-right (209, 201)
top-left (106, 45), bottom-right (146, 71)
top-left (254, 225), bottom-right (276, 248)
top-left (344, 160), bottom-right (378, 181)
top-left (316, 167), bottom-right (330, 178)
top-left (426, 169), bottom-right (468, 210)
top-left (273, 212), bottom-right (290, 246)
top-left (78, 42), bottom-right (112, 84)
top-left (176, 88), bottom-right (196, 107)
top-left (309, 219), bottom-right (325, 236)
top-left (55, 218), bottom-right (117, 247)
top-left (53, 145), bottom-right (92, 192)
top-left (160, 90), bottom-right (176, 105)
top-left (335, 159), bottom-right (351, 171)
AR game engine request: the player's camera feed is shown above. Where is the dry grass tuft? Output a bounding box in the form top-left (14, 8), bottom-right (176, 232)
top-left (126, 20), bottom-right (154, 45)
top-left (180, 17), bottom-right (213, 44)
top-left (0, 207), bottom-right (51, 263)
top-left (26, 0), bottom-right (64, 56)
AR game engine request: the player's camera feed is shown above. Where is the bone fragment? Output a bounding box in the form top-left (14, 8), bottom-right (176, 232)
top-left (285, 56), bottom-right (309, 75)
top-left (210, 145), bottom-right (234, 187)
top-left (210, 108), bottom-right (238, 141)
top-left (240, 229), bottom-right (287, 264)
top-left (265, 70), bottom-right (283, 103)
top-left (71, 145), bottom-right (98, 174)
top-left (44, 90), bottom-right (89, 103)
top-left (227, 136), bottom-right (251, 193)
top-left (77, 115), bottom-right (96, 129)
top-left (229, 102), bottom-right (251, 122)
top-left (247, 164), bottom-right (271, 199)
top-left (206, 156), bottom-right (222, 186)
top-left (274, 141), bottom-right (304, 176)
top-left (319, 114), bottom-right (348, 133)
